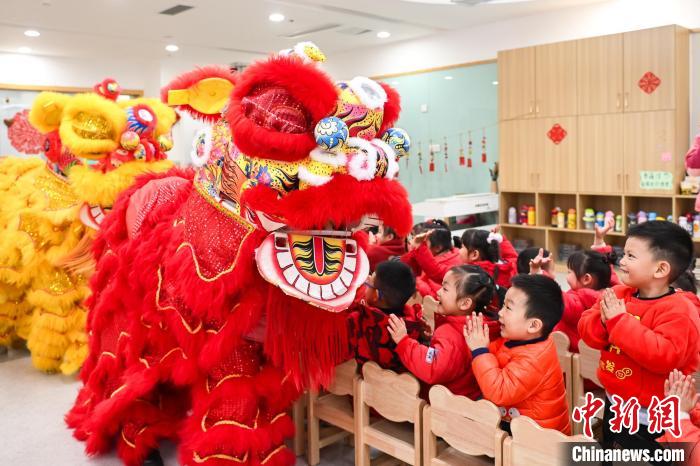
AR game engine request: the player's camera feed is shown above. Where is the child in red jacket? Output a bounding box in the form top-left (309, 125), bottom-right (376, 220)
top-left (464, 274), bottom-right (571, 434)
top-left (578, 221), bottom-right (700, 459)
top-left (366, 225), bottom-right (407, 273)
top-left (348, 261), bottom-right (426, 373)
top-left (387, 264), bottom-right (497, 399)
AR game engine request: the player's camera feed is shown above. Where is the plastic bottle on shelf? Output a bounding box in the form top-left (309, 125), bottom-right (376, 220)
top-left (627, 213), bottom-right (637, 227)
top-left (567, 208), bottom-right (577, 230)
top-left (638, 211), bottom-right (647, 224)
top-left (527, 206), bottom-right (536, 226)
top-left (557, 210), bottom-right (566, 229)
top-left (583, 208), bottom-right (595, 230)
top-left (679, 216), bottom-right (689, 232)
top-left (595, 211), bottom-right (605, 228)
top-left (615, 215), bottom-right (622, 232)
top-left (648, 212), bottom-right (657, 221)
top-left (508, 206), bottom-right (517, 224)
top-left (667, 215), bottom-right (674, 222)
top-left (694, 216), bottom-right (700, 238)
top-left (551, 207), bottom-right (560, 227)
top-left (519, 205), bottom-right (528, 225)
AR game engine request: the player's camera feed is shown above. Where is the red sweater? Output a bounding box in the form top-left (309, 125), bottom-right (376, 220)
top-left (348, 303), bottom-right (424, 373)
top-left (555, 287), bottom-right (601, 352)
top-left (366, 238), bottom-right (406, 272)
top-left (401, 245), bottom-right (462, 298)
top-left (395, 314), bottom-right (498, 399)
top-left (578, 285), bottom-right (700, 406)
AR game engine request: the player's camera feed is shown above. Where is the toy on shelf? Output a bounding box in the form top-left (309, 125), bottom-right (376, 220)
top-left (528, 205), bottom-right (536, 226)
top-left (508, 206), bottom-right (517, 224)
top-left (551, 207), bottom-right (561, 227)
top-left (583, 208), bottom-right (595, 230)
top-left (567, 208), bottom-right (577, 230)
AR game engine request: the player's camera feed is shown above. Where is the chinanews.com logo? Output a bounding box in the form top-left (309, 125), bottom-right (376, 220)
top-left (563, 392), bottom-right (689, 465)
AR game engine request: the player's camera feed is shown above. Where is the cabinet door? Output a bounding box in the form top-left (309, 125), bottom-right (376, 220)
top-left (623, 26), bottom-right (676, 112)
top-left (537, 117), bottom-right (577, 192)
top-left (535, 41), bottom-right (578, 117)
top-left (623, 111), bottom-right (675, 194)
top-left (498, 47), bottom-right (535, 121)
top-left (500, 119), bottom-right (539, 191)
top-left (577, 34), bottom-right (623, 115)
top-left (578, 114), bottom-right (624, 194)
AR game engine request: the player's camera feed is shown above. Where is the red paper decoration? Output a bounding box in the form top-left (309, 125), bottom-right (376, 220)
top-left (467, 158), bottom-right (472, 168)
top-left (428, 141), bottom-right (435, 172)
top-left (638, 71), bottom-right (661, 94)
top-left (7, 109), bottom-right (43, 154)
top-left (481, 128), bottom-right (487, 163)
top-left (443, 137), bottom-right (449, 173)
top-left (547, 124), bottom-right (567, 145)
top-left (417, 142), bottom-right (423, 174)
top-left (467, 131), bottom-right (473, 168)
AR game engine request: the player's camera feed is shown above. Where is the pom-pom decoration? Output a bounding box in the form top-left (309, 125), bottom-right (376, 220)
top-left (380, 127), bottom-right (410, 159)
top-left (6, 109), bottom-right (44, 154)
top-left (125, 104), bottom-right (157, 136)
top-left (120, 130), bottom-right (140, 151)
top-left (314, 116), bottom-right (349, 151)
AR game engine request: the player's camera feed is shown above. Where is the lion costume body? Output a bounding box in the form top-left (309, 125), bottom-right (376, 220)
top-left (0, 81), bottom-right (177, 374)
top-left (67, 48), bottom-right (413, 466)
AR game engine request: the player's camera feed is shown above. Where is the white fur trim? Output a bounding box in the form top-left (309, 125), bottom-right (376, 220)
top-left (487, 232), bottom-right (503, 244)
top-left (348, 77), bottom-right (387, 109)
top-left (310, 148), bottom-right (347, 167)
top-left (372, 138), bottom-right (399, 180)
top-left (190, 128), bottom-right (212, 167)
top-left (298, 165), bottom-right (332, 187)
top-left (346, 137), bottom-right (378, 181)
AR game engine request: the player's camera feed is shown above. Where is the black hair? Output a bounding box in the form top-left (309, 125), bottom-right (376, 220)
top-left (448, 264), bottom-right (495, 314)
top-left (412, 219), bottom-right (449, 236)
top-left (381, 225), bottom-right (397, 239)
top-left (672, 268), bottom-right (698, 294)
top-left (374, 261), bottom-right (416, 310)
top-left (510, 274), bottom-right (564, 338)
top-left (566, 250), bottom-right (612, 290)
top-left (517, 247), bottom-right (550, 274)
top-left (428, 228), bottom-right (453, 253)
top-left (452, 235), bottom-right (463, 249)
top-left (461, 229), bottom-right (501, 263)
top-left (627, 222), bottom-right (694, 284)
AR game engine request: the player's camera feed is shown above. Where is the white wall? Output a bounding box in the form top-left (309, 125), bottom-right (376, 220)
top-left (326, 0), bottom-right (700, 79)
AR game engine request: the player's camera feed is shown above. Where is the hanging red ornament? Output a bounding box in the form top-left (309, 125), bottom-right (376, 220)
top-left (481, 128), bottom-right (487, 163)
top-left (443, 137), bottom-right (449, 173)
top-left (467, 131), bottom-right (473, 168)
top-left (458, 133), bottom-right (465, 166)
top-left (428, 140), bottom-right (435, 172)
top-left (417, 142), bottom-right (423, 174)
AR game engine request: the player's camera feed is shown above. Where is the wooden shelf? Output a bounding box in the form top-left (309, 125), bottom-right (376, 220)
top-left (502, 224), bottom-right (544, 230)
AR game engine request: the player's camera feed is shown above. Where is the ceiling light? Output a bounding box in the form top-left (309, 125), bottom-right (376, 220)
top-left (377, 31), bottom-right (391, 39)
top-left (269, 13), bottom-right (285, 22)
top-left (165, 44), bottom-right (179, 52)
top-left (444, 76), bottom-right (453, 80)
top-left (492, 80), bottom-right (499, 85)
top-left (18, 47), bottom-right (32, 53)
top-left (24, 30), bottom-right (40, 37)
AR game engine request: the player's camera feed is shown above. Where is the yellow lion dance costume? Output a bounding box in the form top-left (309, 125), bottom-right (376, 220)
top-left (0, 79), bottom-right (176, 374)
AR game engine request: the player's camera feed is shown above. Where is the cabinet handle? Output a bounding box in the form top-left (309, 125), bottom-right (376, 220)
top-left (617, 174), bottom-right (621, 189)
top-left (537, 173), bottom-right (541, 185)
top-left (535, 100), bottom-right (540, 114)
top-left (624, 92), bottom-right (629, 108)
top-left (625, 174), bottom-right (630, 190)
top-left (616, 93), bottom-right (621, 109)
top-left (529, 101), bottom-right (534, 115)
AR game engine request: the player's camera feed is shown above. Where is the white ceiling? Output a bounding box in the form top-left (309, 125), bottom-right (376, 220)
top-left (0, 0), bottom-right (610, 63)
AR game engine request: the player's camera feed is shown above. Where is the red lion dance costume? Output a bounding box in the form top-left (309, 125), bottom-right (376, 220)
top-left (67, 45), bottom-right (412, 466)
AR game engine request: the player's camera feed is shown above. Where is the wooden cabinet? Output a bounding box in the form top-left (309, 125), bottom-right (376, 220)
top-left (578, 114), bottom-right (624, 194)
top-left (537, 117), bottom-right (577, 192)
top-left (499, 119), bottom-right (539, 191)
top-left (498, 47), bottom-right (535, 121)
top-left (535, 41), bottom-right (578, 117)
top-left (577, 34), bottom-right (623, 115)
top-left (623, 26), bottom-right (677, 112)
top-left (623, 111), bottom-right (677, 195)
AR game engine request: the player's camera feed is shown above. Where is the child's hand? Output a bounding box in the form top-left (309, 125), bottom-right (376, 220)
top-left (665, 369), bottom-right (700, 414)
top-left (594, 217), bottom-right (614, 248)
top-left (408, 232), bottom-right (429, 251)
top-left (387, 314), bottom-right (408, 344)
top-left (491, 225), bottom-right (501, 234)
top-left (463, 313), bottom-right (490, 351)
top-left (420, 317), bottom-right (434, 339)
top-left (600, 288), bottom-right (625, 322)
top-left (529, 248), bottom-right (552, 275)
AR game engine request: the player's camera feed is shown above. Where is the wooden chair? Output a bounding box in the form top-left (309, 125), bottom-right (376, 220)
top-left (292, 393), bottom-right (307, 456)
top-left (551, 331), bottom-right (574, 418)
top-left (503, 416), bottom-right (594, 466)
top-left (422, 295), bottom-right (438, 332)
top-left (571, 340), bottom-right (605, 436)
top-left (355, 361), bottom-right (426, 466)
top-left (424, 385), bottom-right (507, 466)
top-left (307, 359), bottom-right (360, 466)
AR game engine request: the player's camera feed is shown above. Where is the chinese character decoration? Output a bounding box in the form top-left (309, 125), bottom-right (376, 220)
top-left (417, 141), bottom-right (423, 175)
top-left (458, 133), bottom-right (466, 166)
top-left (572, 392), bottom-right (604, 438)
top-left (648, 395), bottom-right (681, 438)
top-left (443, 136), bottom-right (449, 173)
top-left (481, 128), bottom-right (487, 163)
top-left (547, 123), bottom-right (568, 145)
top-left (467, 131), bottom-right (473, 168)
top-left (638, 71), bottom-right (661, 94)
top-left (609, 394), bottom-right (641, 435)
top-left (428, 140), bottom-right (435, 173)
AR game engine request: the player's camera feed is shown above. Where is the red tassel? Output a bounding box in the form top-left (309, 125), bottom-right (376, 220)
top-left (467, 158), bottom-right (472, 168)
top-left (429, 161), bottom-right (435, 172)
top-left (459, 156), bottom-right (465, 166)
top-left (482, 152), bottom-right (487, 163)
